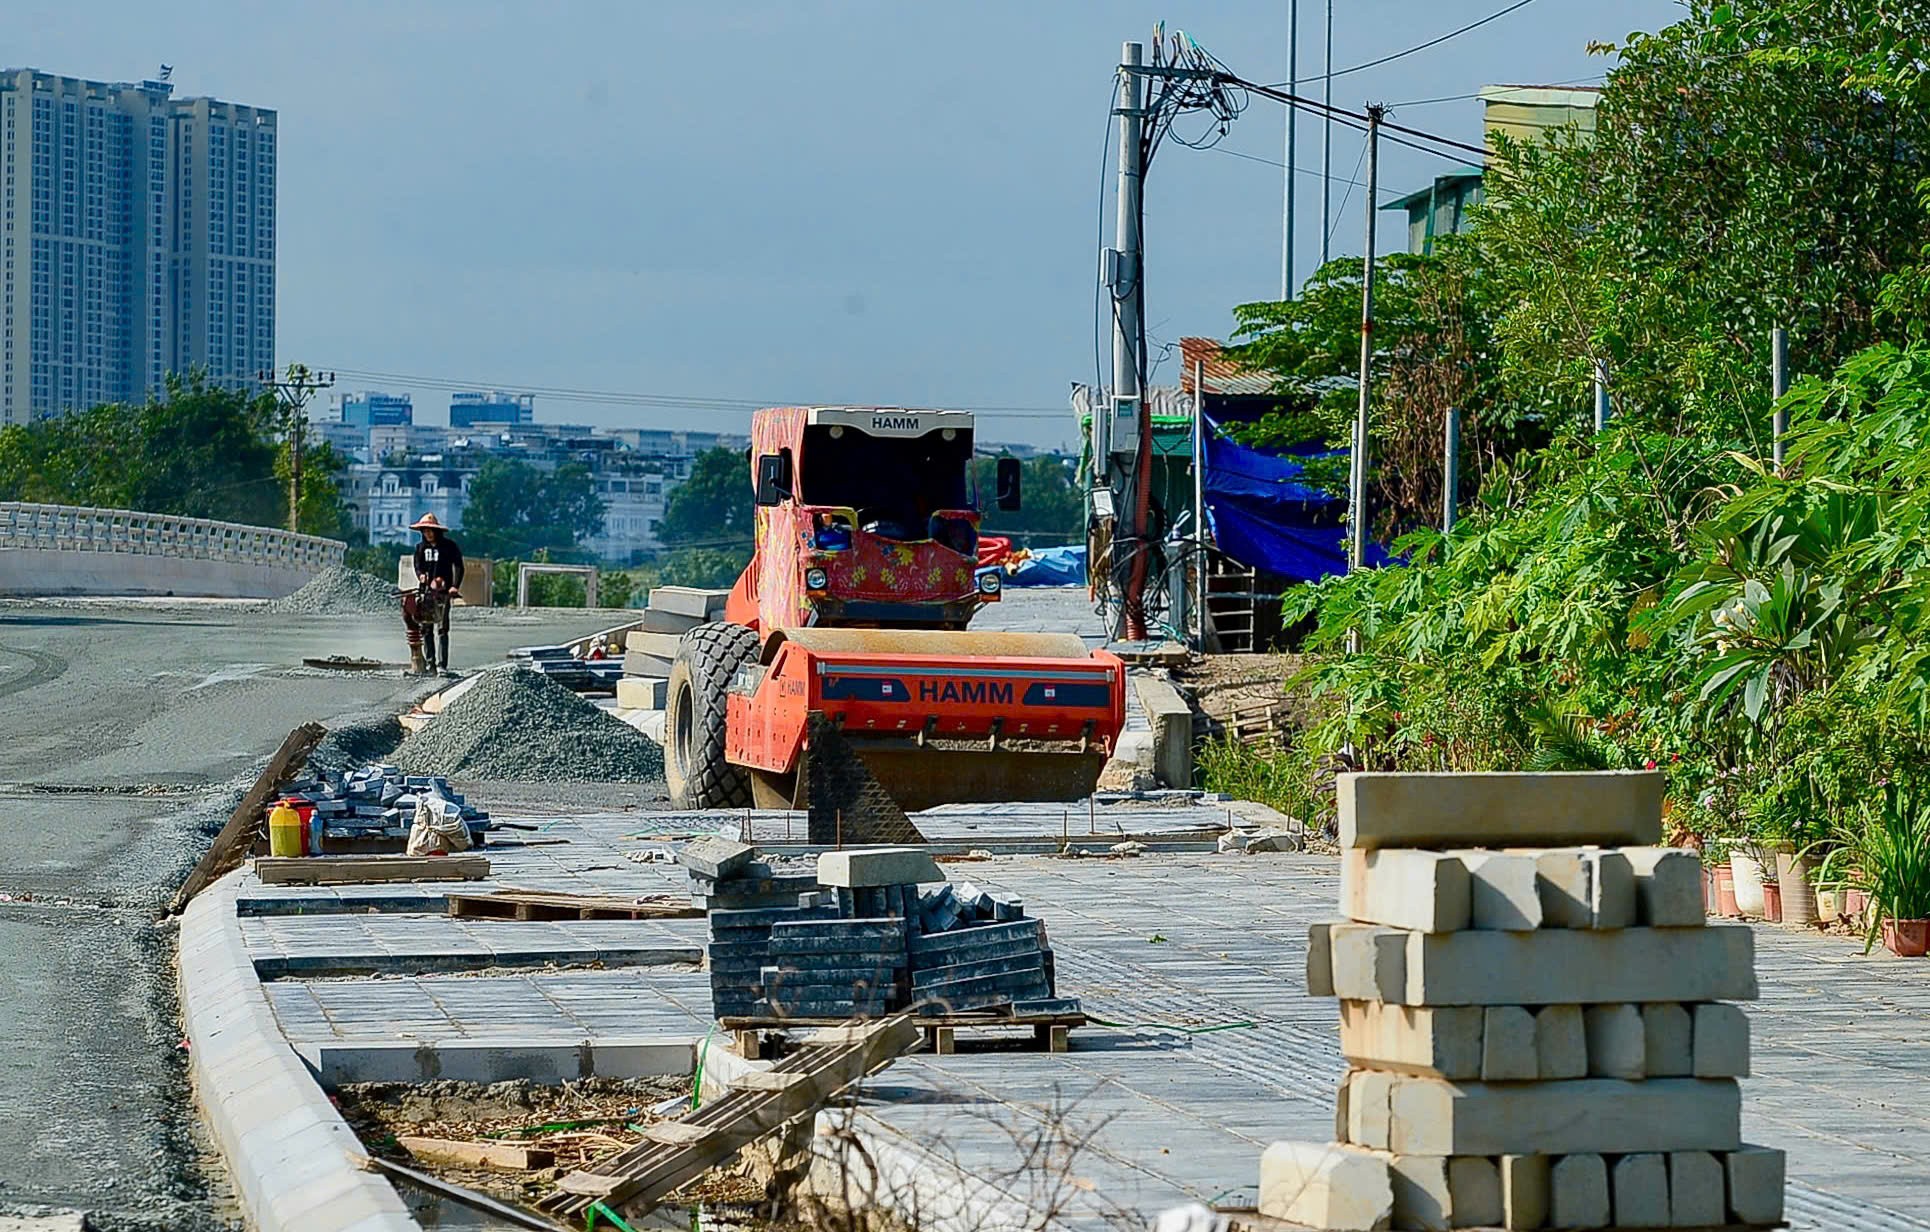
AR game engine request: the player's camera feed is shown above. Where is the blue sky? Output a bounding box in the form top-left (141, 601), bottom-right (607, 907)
top-left (16, 1), bottom-right (1683, 448)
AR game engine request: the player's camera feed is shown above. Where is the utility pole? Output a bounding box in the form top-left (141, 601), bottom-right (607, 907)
top-left (1111, 41), bottom-right (1150, 640)
top-left (1346, 105), bottom-right (1381, 656)
top-left (1442, 406), bottom-right (1460, 535)
top-left (1193, 358), bottom-right (1209, 651)
top-left (1593, 360), bottom-right (1611, 433)
top-left (1771, 325), bottom-right (1789, 471)
top-left (1281, 0), bottom-right (1300, 299)
top-left (1320, 0), bottom-right (1334, 268)
top-left (261, 364), bottom-right (335, 534)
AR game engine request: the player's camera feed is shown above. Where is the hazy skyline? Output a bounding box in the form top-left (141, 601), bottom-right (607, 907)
top-left (14, 1), bottom-right (1683, 448)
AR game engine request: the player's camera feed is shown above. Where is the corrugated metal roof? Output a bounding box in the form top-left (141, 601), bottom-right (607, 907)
top-left (1179, 337), bottom-right (1277, 396)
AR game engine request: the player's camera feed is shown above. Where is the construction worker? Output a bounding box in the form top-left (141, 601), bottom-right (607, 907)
top-left (403, 514), bottom-right (465, 674)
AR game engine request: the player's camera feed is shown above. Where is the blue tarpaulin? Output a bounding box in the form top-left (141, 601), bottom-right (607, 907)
top-left (1200, 417), bottom-right (1386, 582)
top-left (1007, 545), bottom-right (1086, 587)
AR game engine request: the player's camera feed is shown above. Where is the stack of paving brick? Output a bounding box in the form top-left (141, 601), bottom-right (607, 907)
top-left (1268, 770), bottom-right (1784, 1232)
top-left (280, 764), bottom-right (490, 841)
top-left (689, 840), bottom-right (1077, 1021)
top-left (678, 836), bottom-right (819, 912)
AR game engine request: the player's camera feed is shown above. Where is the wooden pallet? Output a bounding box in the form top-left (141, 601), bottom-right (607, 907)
top-left (446, 887), bottom-right (703, 921)
top-left (720, 1010), bottom-right (1087, 1057)
top-left (539, 1015), bottom-right (920, 1220)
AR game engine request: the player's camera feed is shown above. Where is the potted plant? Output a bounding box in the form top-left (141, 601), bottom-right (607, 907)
top-left (1814, 786), bottom-right (1930, 957)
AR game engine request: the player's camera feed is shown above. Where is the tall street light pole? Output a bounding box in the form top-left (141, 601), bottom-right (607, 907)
top-left (1281, 0), bottom-right (1299, 300)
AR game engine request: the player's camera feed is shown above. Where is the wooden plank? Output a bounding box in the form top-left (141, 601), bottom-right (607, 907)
top-left (444, 888), bottom-right (702, 922)
top-left (730, 1070), bottom-right (811, 1092)
top-left (541, 1014), bottom-right (921, 1219)
top-left (171, 722), bottom-right (325, 912)
top-left (639, 1122), bottom-right (715, 1146)
top-left (396, 1135), bottom-right (554, 1172)
top-left (357, 1153), bottom-right (565, 1230)
top-left (253, 854), bottom-right (490, 886)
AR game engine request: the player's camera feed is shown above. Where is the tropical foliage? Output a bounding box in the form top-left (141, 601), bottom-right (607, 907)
top-left (1206, 0), bottom-right (1930, 875)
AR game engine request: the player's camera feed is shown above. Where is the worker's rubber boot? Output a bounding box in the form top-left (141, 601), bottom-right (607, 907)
top-left (421, 630), bottom-right (438, 675)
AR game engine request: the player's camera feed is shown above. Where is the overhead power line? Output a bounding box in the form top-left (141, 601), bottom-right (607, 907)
top-left (1297, 0), bottom-right (1545, 83)
top-left (321, 367), bottom-right (1075, 421)
top-left (1225, 76), bottom-right (1492, 162)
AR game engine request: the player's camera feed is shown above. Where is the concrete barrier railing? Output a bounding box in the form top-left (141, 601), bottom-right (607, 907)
top-left (0, 502), bottom-right (344, 568)
top-left (0, 501), bottom-right (345, 598)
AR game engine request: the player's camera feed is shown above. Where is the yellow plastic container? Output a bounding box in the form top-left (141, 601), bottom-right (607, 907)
top-left (267, 802), bottom-right (305, 858)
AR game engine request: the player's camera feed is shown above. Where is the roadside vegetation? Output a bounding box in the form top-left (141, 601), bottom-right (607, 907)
top-left (1207, 0), bottom-right (1930, 933)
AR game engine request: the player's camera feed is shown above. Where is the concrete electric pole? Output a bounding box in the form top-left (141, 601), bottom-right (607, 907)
top-left (1320, 0), bottom-right (1334, 269)
top-left (1281, 0), bottom-right (1299, 299)
top-left (1772, 325), bottom-right (1789, 471)
top-left (261, 364), bottom-right (335, 534)
top-left (1111, 41), bottom-right (1149, 640)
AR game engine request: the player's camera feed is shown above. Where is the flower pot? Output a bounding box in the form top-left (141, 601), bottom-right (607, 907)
top-left (1845, 888), bottom-right (1871, 927)
top-left (1760, 880), bottom-right (1783, 923)
top-left (1714, 863), bottom-right (1740, 917)
top-left (1814, 888), bottom-right (1841, 924)
top-left (1730, 853), bottom-right (1767, 916)
top-left (1776, 851), bottom-right (1818, 927)
top-left (1882, 918), bottom-right (1930, 958)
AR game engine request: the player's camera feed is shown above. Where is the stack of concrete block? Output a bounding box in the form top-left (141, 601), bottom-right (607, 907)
top-left (677, 836), bottom-right (819, 911)
top-left (1267, 771), bottom-right (1785, 1232)
top-left (281, 764), bottom-right (489, 841)
top-left (697, 843), bottom-right (1078, 1021)
top-left (620, 587), bottom-right (731, 690)
top-left (505, 644), bottom-right (624, 693)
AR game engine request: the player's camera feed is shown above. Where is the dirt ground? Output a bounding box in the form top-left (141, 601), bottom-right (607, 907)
top-left (1171, 652), bottom-right (1300, 729)
top-left (335, 1077), bottom-right (766, 1214)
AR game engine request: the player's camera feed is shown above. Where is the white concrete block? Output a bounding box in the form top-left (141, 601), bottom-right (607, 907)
top-left (1610, 1153), bottom-right (1670, 1228)
top-left (1448, 1156), bottom-right (1503, 1228)
top-left (1534, 848), bottom-right (1635, 929)
top-left (1347, 1069), bottom-right (1396, 1150)
top-left (1668, 1150), bottom-right (1726, 1227)
top-left (1643, 1003), bottom-right (1694, 1077)
top-left (816, 846), bottom-right (941, 887)
top-left (1337, 770), bottom-right (1663, 851)
top-left (1624, 846), bottom-right (1707, 926)
top-left (615, 675), bottom-right (667, 710)
top-left (1388, 1154), bottom-right (1451, 1231)
top-left (1258, 1140), bottom-right (1393, 1231)
top-left (1481, 1007), bottom-right (1538, 1081)
top-left (1693, 1002), bottom-right (1751, 1077)
top-left (1308, 922), bottom-right (1337, 997)
top-left (1338, 1002), bottom-right (1484, 1081)
top-left (1342, 849), bottom-right (1472, 933)
top-left (1329, 924), bottom-right (1409, 1002)
top-left (1500, 1155), bottom-right (1549, 1231)
top-left (1385, 1077), bottom-right (1742, 1156)
top-left (1724, 1144), bottom-right (1786, 1225)
top-left (1535, 1006), bottom-right (1588, 1079)
top-left (1392, 925), bottom-right (1756, 1006)
top-left (1549, 1154), bottom-right (1610, 1229)
top-left (1455, 850), bottom-right (1541, 930)
top-left (1583, 1004), bottom-right (1646, 1078)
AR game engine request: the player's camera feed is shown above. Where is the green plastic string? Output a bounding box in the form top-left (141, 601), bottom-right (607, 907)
top-left (691, 1022), bottom-right (716, 1112)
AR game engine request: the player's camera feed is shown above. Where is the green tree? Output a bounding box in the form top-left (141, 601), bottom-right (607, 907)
top-left (460, 458), bottom-right (605, 559)
top-left (658, 446), bottom-right (753, 548)
top-left (968, 454), bottom-right (1085, 545)
top-left (0, 372), bottom-right (286, 526)
top-left (276, 439), bottom-right (352, 539)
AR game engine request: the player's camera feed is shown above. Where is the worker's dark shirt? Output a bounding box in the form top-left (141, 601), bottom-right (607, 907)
top-left (413, 536), bottom-right (465, 589)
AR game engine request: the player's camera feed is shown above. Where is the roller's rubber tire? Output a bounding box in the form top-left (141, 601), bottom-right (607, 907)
top-left (664, 621), bottom-right (760, 809)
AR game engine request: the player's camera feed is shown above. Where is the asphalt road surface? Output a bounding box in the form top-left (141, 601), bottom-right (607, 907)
top-left (0, 600), bottom-right (627, 1228)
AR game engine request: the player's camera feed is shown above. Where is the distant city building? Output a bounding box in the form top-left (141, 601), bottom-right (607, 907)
top-left (313, 418), bottom-right (371, 463)
top-left (1382, 84), bottom-right (1599, 255)
top-left (347, 461), bottom-right (474, 545)
top-left (0, 67), bottom-right (275, 425)
top-left (449, 390), bottom-right (534, 428)
top-left (339, 390), bottom-right (412, 428)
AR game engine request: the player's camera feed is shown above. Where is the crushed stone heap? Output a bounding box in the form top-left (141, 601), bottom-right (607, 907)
top-left (1265, 770), bottom-right (1784, 1232)
top-left (266, 564), bottom-right (400, 615)
top-left (392, 666), bottom-right (665, 783)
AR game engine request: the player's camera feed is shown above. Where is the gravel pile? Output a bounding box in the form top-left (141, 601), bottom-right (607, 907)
top-left (267, 565), bottom-right (400, 615)
top-left (392, 666), bottom-right (665, 783)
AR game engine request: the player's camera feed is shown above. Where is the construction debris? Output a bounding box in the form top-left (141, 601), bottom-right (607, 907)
top-left (171, 721), bottom-right (327, 912)
top-left (265, 564), bottom-right (400, 615)
top-left (694, 843), bottom-right (1078, 1022)
top-left (1268, 771), bottom-right (1782, 1232)
top-left (392, 666), bottom-right (665, 783)
top-left (539, 1015), bottom-right (921, 1221)
top-left (505, 644), bottom-right (624, 694)
top-left (277, 762), bottom-right (491, 843)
